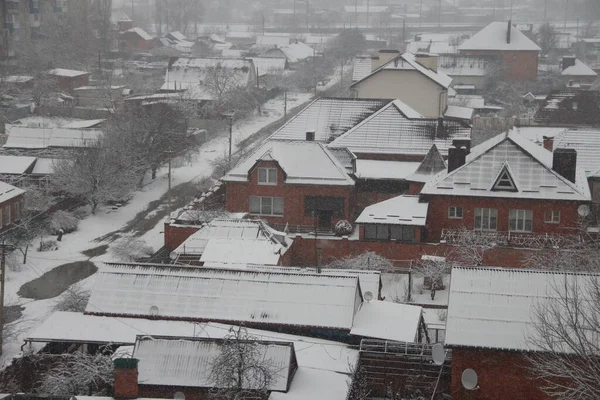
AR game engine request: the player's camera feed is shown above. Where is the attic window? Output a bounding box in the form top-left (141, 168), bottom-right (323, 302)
top-left (492, 165), bottom-right (518, 192)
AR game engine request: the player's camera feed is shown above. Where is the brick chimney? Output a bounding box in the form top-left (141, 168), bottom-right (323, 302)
top-left (543, 136), bottom-right (553, 151)
top-left (415, 53), bottom-right (438, 72)
top-left (552, 148), bottom-right (577, 183)
top-left (561, 56), bottom-right (576, 71)
top-left (114, 358), bottom-right (139, 399)
top-left (371, 50), bottom-right (400, 71)
top-left (306, 129), bottom-right (315, 141)
top-left (448, 146), bottom-right (467, 173)
top-left (506, 20), bottom-right (512, 44)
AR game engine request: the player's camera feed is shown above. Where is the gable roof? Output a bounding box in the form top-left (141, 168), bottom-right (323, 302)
top-left (328, 100), bottom-right (470, 156)
top-left (0, 181), bottom-right (25, 203)
top-left (420, 132), bottom-right (591, 201)
top-left (124, 27), bottom-right (153, 41)
top-left (459, 21), bottom-right (541, 52)
top-left (86, 263), bottom-right (361, 330)
top-left (407, 144), bottom-right (447, 183)
top-left (561, 59), bottom-right (598, 77)
top-left (446, 267), bottom-right (599, 351)
top-left (351, 52), bottom-right (452, 89)
top-left (223, 140), bottom-right (354, 186)
top-left (270, 98), bottom-right (389, 142)
top-left (133, 336), bottom-right (296, 392)
top-left (352, 56), bottom-right (373, 82)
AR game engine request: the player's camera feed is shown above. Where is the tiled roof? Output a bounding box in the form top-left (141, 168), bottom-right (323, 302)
top-left (421, 132), bottom-right (591, 201)
top-left (328, 100), bottom-right (471, 156)
top-left (223, 140), bottom-right (355, 186)
top-left (458, 21), bottom-right (541, 52)
top-left (534, 90), bottom-right (600, 125)
top-left (133, 336), bottom-right (295, 391)
top-left (446, 267), bottom-right (597, 351)
top-left (352, 56), bottom-right (373, 82)
top-left (355, 195), bottom-right (428, 226)
top-left (554, 128), bottom-right (600, 176)
top-left (270, 97), bottom-right (389, 142)
top-left (86, 263), bottom-right (361, 329)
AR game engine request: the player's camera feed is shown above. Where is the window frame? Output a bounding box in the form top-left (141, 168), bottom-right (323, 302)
top-left (4, 205), bottom-right (11, 226)
top-left (448, 206), bottom-right (463, 219)
top-left (509, 209), bottom-right (533, 232)
top-left (257, 167), bottom-right (277, 185)
top-left (474, 208), bottom-right (498, 231)
top-left (544, 210), bottom-right (560, 224)
top-left (364, 224), bottom-right (416, 243)
top-left (249, 196), bottom-right (283, 216)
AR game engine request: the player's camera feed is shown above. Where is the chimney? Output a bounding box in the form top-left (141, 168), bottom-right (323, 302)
top-left (436, 117), bottom-right (445, 139)
top-left (448, 146), bottom-right (467, 173)
top-left (306, 129), bottom-right (315, 141)
top-left (371, 49), bottom-right (400, 71)
top-left (415, 53), bottom-right (439, 72)
top-left (452, 139), bottom-right (471, 154)
top-left (543, 136), bottom-right (553, 151)
top-left (561, 56), bottom-right (576, 70)
top-left (552, 148), bottom-right (577, 183)
top-left (506, 20), bottom-right (512, 44)
top-left (114, 358), bottom-right (139, 399)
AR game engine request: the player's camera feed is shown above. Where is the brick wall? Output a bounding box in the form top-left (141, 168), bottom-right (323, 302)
top-left (138, 385), bottom-right (210, 400)
top-left (0, 194), bottom-right (25, 233)
top-left (460, 50), bottom-right (539, 80)
top-left (114, 367), bottom-right (139, 399)
top-left (56, 74), bottom-right (90, 93)
top-left (164, 223), bottom-right (201, 250)
top-left (451, 348), bottom-right (548, 400)
top-left (424, 196), bottom-right (584, 242)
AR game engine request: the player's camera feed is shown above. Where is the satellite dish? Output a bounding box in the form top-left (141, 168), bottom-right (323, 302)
top-left (578, 204), bottom-right (590, 217)
top-left (461, 368), bottom-right (478, 390)
top-left (173, 392), bottom-right (185, 400)
top-left (432, 343), bottom-right (445, 366)
top-left (149, 305), bottom-right (160, 316)
top-left (364, 291), bottom-right (373, 302)
top-left (169, 251), bottom-right (179, 260)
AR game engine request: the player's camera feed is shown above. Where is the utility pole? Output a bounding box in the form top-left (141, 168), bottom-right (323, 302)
top-left (284, 91), bottom-right (287, 121)
top-left (221, 111), bottom-right (235, 163)
top-left (167, 157), bottom-right (172, 218)
top-left (0, 241), bottom-right (13, 356)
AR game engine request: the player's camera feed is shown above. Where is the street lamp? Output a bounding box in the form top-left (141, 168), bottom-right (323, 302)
top-left (220, 110), bottom-right (235, 163)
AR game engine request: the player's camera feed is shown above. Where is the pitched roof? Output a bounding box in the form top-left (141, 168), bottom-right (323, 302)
top-left (124, 27), bottom-right (153, 41)
top-left (86, 263), bottom-right (361, 330)
top-left (355, 195), bottom-right (428, 226)
top-left (248, 57), bottom-right (287, 75)
top-left (350, 300), bottom-right (422, 342)
top-left (444, 105), bottom-right (474, 121)
top-left (352, 52), bottom-right (452, 89)
top-left (270, 98), bottom-right (389, 142)
top-left (534, 90), bottom-right (600, 125)
top-left (279, 42), bottom-right (314, 63)
top-left (0, 156), bottom-right (36, 174)
top-left (223, 140), bottom-right (355, 186)
top-left (133, 336), bottom-right (295, 391)
top-left (561, 59), bottom-right (597, 77)
top-left (458, 21), bottom-right (541, 52)
top-left (420, 132), bottom-right (591, 201)
top-left (352, 56), bottom-right (373, 82)
top-left (200, 238), bottom-right (284, 265)
top-left (446, 267), bottom-right (599, 351)
top-left (407, 144), bottom-right (447, 183)
top-left (554, 128), bottom-right (600, 176)
top-left (328, 100), bottom-right (470, 156)
top-left (0, 181), bottom-right (25, 203)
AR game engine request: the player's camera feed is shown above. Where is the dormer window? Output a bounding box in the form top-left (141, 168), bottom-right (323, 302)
top-left (258, 167), bottom-right (277, 185)
top-left (492, 165), bottom-right (518, 192)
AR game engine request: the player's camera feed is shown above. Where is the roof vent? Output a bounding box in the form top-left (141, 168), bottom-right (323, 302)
top-left (306, 130), bottom-right (315, 141)
top-left (506, 20), bottom-right (512, 44)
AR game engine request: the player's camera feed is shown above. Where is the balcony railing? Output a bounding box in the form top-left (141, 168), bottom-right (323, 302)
top-left (270, 223), bottom-right (336, 236)
top-left (440, 229), bottom-right (583, 249)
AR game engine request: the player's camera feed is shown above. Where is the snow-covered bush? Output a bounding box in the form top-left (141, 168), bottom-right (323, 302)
top-left (110, 235), bottom-right (154, 262)
top-left (334, 220), bottom-right (353, 236)
top-left (72, 205), bottom-right (92, 220)
top-left (39, 240), bottom-right (58, 252)
top-left (437, 309), bottom-right (447, 322)
top-left (48, 211), bottom-right (79, 234)
top-left (325, 251), bottom-right (393, 270)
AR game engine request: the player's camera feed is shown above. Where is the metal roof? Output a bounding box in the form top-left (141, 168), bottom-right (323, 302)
top-left (86, 263), bottom-right (361, 330)
top-left (554, 128), bottom-right (600, 176)
top-left (355, 195), bottom-right (428, 226)
top-left (352, 56), bottom-right (373, 82)
top-left (133, 336), bottom-right (295, 391)
top-left (350, 300), bottom-right (422, 342)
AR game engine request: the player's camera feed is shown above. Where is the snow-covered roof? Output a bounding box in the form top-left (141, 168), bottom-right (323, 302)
top-left (269, 367), bottom-right (349, 400)
top-left (222, 49), bottom-right (244, 58)
top-left (256, 35), bottom-right (290, 47)
top-left (133, 336), bottom-right (294, 391)
top-left (448, 95), bottom-right (485, 109)
top-left (407, 144), bottom-right (447, 183)
top-left (3, 75), bottom-right (33, 83)
top-left (200, 238), bottom-right (284, 265)
top-left (444, 105), bottom-right (474, 120)
top-left (352, 56), bottom-right (373, 82)
top-left (279, 42), bottom-right (314, 63)
top-left (355, 195), bottom-right (428, 226)
top-left (0, 181), bottom-right (24, 203)
top-left (227, 31), bottom-right (255, 39)
top-left (512, 126), bottom-right (567, 145)
top-left (459, 21), bottom-right (541, 52)
top-left (86, 263), bottom-right (361, 330)
top-left (31, 158), bottom-right (57, 175)
top-left (328, 100), bottom-right (470, 156)
top-left (167, 31), bottom-right (187, 41)
top-left (4, 125), bottom-right (102, 149)
top-left (61, 119), bottom-right (105, 129)
top-left (223, 140), bottom-right (354, 186)
top-left (350, 300), bottom-right (422, 342)
top-left (561, 59), bottom-right (598, 77)
top-left (406, 41), bottom-right (458, 55)
top-left (343, 5), bottom-right (388, 12)
top-left (0, 156), bottom-right (36, 174)
top-left (354, 160), bottom-right (419, 180)
top-left (124, 27), bottom-right (153, 41)
top-left (554, 128), bottom-right (600, 177)
top-left (421, 131), bottom-right (591, 201)
top-left (48, 68), bottom-right (89, 78)
top-left (270, 98), bottom-right (389, 142)
top-left (248, 57), bottom-right (286, 75)
top-left (446, 267), bottom-right (600, 351)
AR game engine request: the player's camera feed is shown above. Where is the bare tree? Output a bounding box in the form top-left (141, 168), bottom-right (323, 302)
top-left (110, 234), bottom-right (154, 262)
top-left (413, 257), bottom-right (450, 300)
top-left (209, 326), bottom-right (277, 400)
top-left (52, 283), bottom-right (91, 312)
top-left (156, 0), bottom-right (204, 34)
top-left (447, 228), bottom-right (497, 267)
top-left (347, 362), bottom-right (371, 400)
top-left (325, 251), bottom-right (394, 271)
top-left (536, 23), bottom-right (559, 58)
top-left (203, 63), bottom-right (251, 113)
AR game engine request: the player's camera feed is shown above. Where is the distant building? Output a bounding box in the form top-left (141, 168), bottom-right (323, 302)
top-left (0, 181), bottom-right (25, 233)
top-left (120, 27), bottom-right (154, 52)
top-left (534, 90), bottom-right (600, 126)
top-left (47, 68), bottom-right (90, 94)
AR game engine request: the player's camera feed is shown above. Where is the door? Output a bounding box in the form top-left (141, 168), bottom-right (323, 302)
top-left (317, 210), bottom-right (333, 230)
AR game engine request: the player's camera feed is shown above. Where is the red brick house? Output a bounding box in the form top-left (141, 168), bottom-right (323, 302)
top-left (120, 27), bottom-right (154, 52)
top-left (459, 21), bottom-right (541, 81)
top-left (420, 131), bottom-right (591, 243)
top-left (222, 140), bottom-right (355, 232)
top-left (47, 68), bottom-right (90, 94)
top-left (0, 181), bottom-right (25, 233)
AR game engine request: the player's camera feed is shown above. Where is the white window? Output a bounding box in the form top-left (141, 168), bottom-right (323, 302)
top-left (544, 210), bottom-right (560, 224)
top-left (258, 168), bottom-right (277, 185)
top-left (510, 209), bottom-right (533, 232)
top-left (249, 196), bottom-right (283, 216)
top-left (448, 206), bottom-right (463, 219)
top-left (364, 224), bottom-right (415, 242)
top-left (474, 208), bottom-right (498, 231)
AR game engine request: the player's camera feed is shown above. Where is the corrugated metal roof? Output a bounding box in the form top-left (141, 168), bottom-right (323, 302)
top-left (133, 336), bottom-right (294, 391)
top-left (86, 263), bottom-right (361, 329)
top-left (421, 131), bottom-right (591, 201)
top-left (270, 98), bottom-right (389, 142)
top-left (4, 125), bottom-right (102, 149)
top-left (446, 267), bottom-right (597, 351)
top-left (222, 140), bottom-right (354, 186)
top-left (352, 57), bottom-right (373, 82)
top-left (328, 100), bottom-right (470, 156)
top-left (350, 300), bottom-right (422, 342)
top-left (355, 195), bottom-right (428, 226)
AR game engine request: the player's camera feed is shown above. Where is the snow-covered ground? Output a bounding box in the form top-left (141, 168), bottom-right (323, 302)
top-left (1, 91), bottom-right (313, 364)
